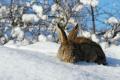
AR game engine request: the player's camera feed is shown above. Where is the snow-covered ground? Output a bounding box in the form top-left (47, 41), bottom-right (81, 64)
top-left (0, 41), bottom-right (120, 80)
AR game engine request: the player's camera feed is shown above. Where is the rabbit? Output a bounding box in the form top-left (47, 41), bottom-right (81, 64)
top-left (56, 23), bottom-right (107, 65)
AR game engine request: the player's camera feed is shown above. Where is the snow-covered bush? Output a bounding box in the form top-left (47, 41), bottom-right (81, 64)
top-left (109, 33), bottom-right (120, 45)
top-left (22, 14), bottom-right (39, 24)
top-left (111, 33), bottom-right (120, 42)
top-left (0, 6), bottom-right (6, 13)
top-left (24, 32), bottom-right (34, 42)
top-left (32, 4), bottom-right (43, 15)
top-left (25, 2), bottom-right (31, 7)
top-left (50, 2), bottom-right (86, 42)
top-left (41, 15), bottom-right (48, 20)
top-left (0, 6), bottom-right (7, 18)
top-left (51, 3), bottom-right (60, 13)
top-left (50, 1), bottom-right (86, 32)
top-left (104, 17), bottom-right (120, 46)
top-left (103, 30), bottom-right (114, 39)
top-left (103, 29), bottom-right (120, 47)
top-left (0, 37), bottom-right (7, 45)
top-left (51, 4), bottom-right (69, 29)
top-left (38, 34), bottom-right (47, 42)
top-left (37, 14), bottom-right (48, 21)
top-left (22, 4), bottom-right (47, 25)
top-left (11, 27), bottom-right (24, 41)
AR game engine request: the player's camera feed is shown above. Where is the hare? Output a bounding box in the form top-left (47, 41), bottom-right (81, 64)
top-left (56, 24), bottom-right (107, 65)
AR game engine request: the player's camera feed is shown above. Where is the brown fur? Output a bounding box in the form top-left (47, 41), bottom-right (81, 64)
top-left (56, 24), bottom-right (107, 65)
top-left (68, 24), bottom-right (79, 41)
top-left (75, 37), bottom-right (92, 44)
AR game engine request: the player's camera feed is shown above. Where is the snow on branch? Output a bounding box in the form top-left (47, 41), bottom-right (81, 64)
top-left (72, 3), bottom-right (83, 12)
top-left (51, 3), bottom-right (62, 14)
top-left (106, 17), bottom-right (119, 24)
top-left (80, 0), bottom-right (99, 7)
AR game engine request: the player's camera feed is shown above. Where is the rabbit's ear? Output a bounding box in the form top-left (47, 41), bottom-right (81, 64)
top-left (56, 23), bottom-right (68, 44)
top-left (68, 24), bottom-right (79, 40)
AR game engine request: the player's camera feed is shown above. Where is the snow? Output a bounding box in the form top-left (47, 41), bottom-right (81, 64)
top-left (25, 2), bottom-right (31, 7)
top-left (0, 6), bottom-right (7, 18)
top-left (105, 45), bottom-right (120, 59)
top-left (11, 27), bottom-right (24, 41)
top-left (0, 37), bottom-right (6, 44)
top-left (78, 31), bottom-right (99, 43)
top-left (91, 34), bottom-right (99, 43)
top-left (1, 41), bottom-right (120, 80)
top-left (103, 30), bottom-right (114, 39)
top-left (24, 32), bottom-right (34, 43)
top-left (32, 4), bottom-right (43, 15)
top-left (41, 15), bottom-right (48, 20)
top-left (4, 41), bottom-right (59, 56)
top-left (22, 14), bottom-right (40, 24)
top-left (79, 30), bottom-right (91, 38)
top-left (0, 6), bottom-right (6, 13)
top-left (68, 18), bottom-right (77, 25)
top-left (47, 35), bottom-right (55, 42)
top-left (72, 4), bottom-right (83, 12)
top-left (0, 1), bottom-right (120, 79)
top-left (111, 33), bottom-right (120, 41)
top-left (51, 4), bottom-right (59, 13)
top-left (21, 39), bottom-right (31, 46)
top-left (38, 34), bottom-right (47, 42)
top-left (22, 13), bottom-right (47, 24)
top-left (80, 0), bottom-right (99, 7)
top-left (101, 42), bottom-right (110, 49)
top-left (108, 33), bottom-right (120, 45)
top-left (106, 17), bottom-right (119, 24)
